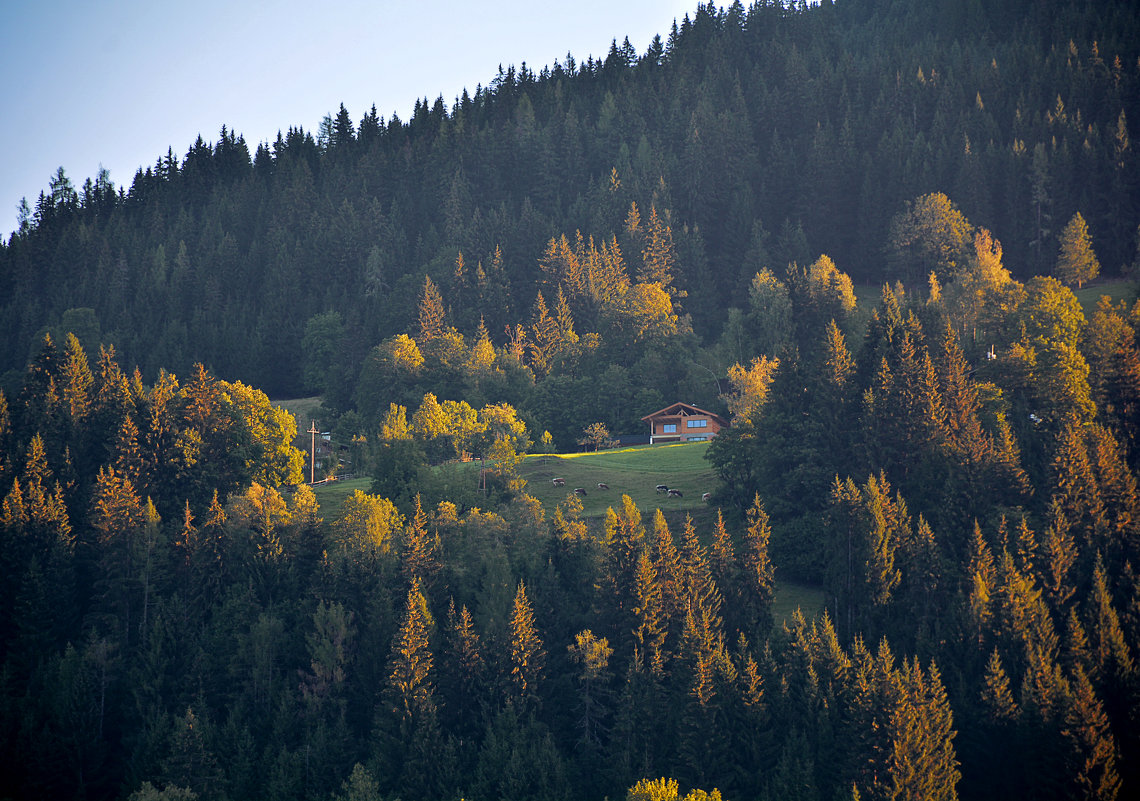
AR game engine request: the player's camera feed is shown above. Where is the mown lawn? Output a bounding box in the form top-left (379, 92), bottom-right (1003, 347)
top-left (519, 442), bottom-right (719, 519)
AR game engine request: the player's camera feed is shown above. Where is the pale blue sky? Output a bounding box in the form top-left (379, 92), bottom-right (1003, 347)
top-left (0, 0), bottom-right (696, 238)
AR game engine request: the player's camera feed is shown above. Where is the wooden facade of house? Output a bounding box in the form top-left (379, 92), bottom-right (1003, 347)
top-left (640, 402), bottom-right (729, 444)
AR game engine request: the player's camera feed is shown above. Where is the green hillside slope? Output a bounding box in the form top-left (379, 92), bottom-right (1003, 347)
top-left (519, 442), bottom-right (717, 518)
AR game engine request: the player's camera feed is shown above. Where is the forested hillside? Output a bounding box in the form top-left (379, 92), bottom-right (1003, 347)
top-left (3, 1), bottom-right (1140, 800)
top-left (2, 0), bottom-right (1137, 397)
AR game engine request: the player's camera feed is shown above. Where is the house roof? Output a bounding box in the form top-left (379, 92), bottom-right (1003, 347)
top-left (641, 402), bottom-right (728, 426)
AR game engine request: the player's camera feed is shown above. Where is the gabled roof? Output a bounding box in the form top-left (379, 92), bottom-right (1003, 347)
top-left (641, 402), bottom-right (728, 426)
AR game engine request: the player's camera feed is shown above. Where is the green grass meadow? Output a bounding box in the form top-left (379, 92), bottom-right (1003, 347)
top-left (276, 396), bottom-right (323, 429)
top-left (311, 476), bottom-right (371, 517)
top-left (518, 442), bottom-right (719, 519)
top-left (772, 580), bottom-right (828, 626)
top-left (1074, 278), bottom-right (1138, 316)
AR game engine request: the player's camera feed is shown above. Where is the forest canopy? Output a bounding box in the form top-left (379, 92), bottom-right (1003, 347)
top-left (2, 1), bottom-right (1140, 800)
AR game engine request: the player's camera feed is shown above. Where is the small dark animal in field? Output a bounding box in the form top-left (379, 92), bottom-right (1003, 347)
top-left (552, 477), bottom-right (566, 487)
top-left (702, 492), bottom-right (711, 502)
top-left (597, 482), bottom-right (609, 490)
top-left (656, 484), bottom-right (669, 493)
top-left (667, 489), bottom-right (683, 498)
top-left (574, 487), bottom-right (587, 496)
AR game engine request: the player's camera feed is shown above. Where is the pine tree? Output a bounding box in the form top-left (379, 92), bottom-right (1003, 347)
top-left (678, 514), bottom-right (721, 626)
top-left (442, 599), bottom-right (485, 738)
top-left (160, 707), bottom-right (225, 801)
top-left (508, 581), bottom-right (545, 709)
top-left (639, 205), bottom-right (678, 292)
top-left (649, 507), bottom-right (683, 620)
top-left (401, 494), bottom-right (439, 590)
top-left (632, 547), bottom-right (667, 676)
top-left (528, 291), bottom-right (560, 377)
top-left (741, 494), bottom-right (775, 637)
top-left (567, 629), bottom-right (614, 753)
top-left (385, 578), bottom-right (436, 722)
top-left (1040, 500), bottom-right (1078, 614)
top-left (88, 465), bottom-right (144, 646)
top-left (1055, 212), bottom-right (1100, 289)
top-left (379, 579), bottom-right (439, 796)
top-left (708, 510), bottom-right (740, 634)
top-left (980, 648), bottom-right (1019, 722)
top-left (963, 522), bottom-right (998, 657)
top-left (0, 390), bottom-right (11, 483)
top-left (554, 286), bottom-right (579, 348)
top-left (604, 495), bottom-right (646, 627)
top-left (59, 333), bottom-right (93, 443)
top-left (885, 659), bottom-right (961, 801)
top-left (417, 275), bottom-right (446, 341)
top-left (113, 413), bottom-right (144, 489)
top-left (1063, 667), bottom-right (1122, 801)
top-left (1087, 557), bottom-right (1135, 684)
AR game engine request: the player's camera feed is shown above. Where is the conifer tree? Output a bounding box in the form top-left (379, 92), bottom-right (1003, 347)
top-left (604, 495), bottom-right (646, 627)
top-left (1055, 212), bottom-right (1100, 289)
top-left (88, 464), bottom-right (144, 647)
top-left (401, 494), bottom-right (439, 590)
top-left (443, 599), bottom-right (485, 738)
top-left (1063, 667), bottom-right (1122, 801)
top-left (899, 515), bottom-right (943, 644)
top-left (1064, 607), bottom-right (1094, 678)
top-left (963, 525), bottom-right (997, 656)
top-left (1039, 500), bottom-right (1078, 614)
top-left (639, 205), bottom-right (678, 292)
top-left (508, 580), bottom-right (545, 709)
top-left (708, 509), bottom-right (740, 634)
top-left (160, 707), bottom-right (225, 801)
top-left (380, 578), bottom-right (439, 796)
top-left (385, 579), bottom-right (436, 721)
top-left (528, 291), bottom-right (560, 377)
top-left (90, 345), bottom-right (132, 460)
top-left (632, 547), bottom-right (667, 676)
top-left (678, 514), bottom-right (721, 625)
top-left (567, 629), bottom-right (614, 754)
top-left (649, 508), bottom-right (683, 631)
top-left (417, 275), bottom-right (446, 342)
top-left (861, 474), bottom-right (905, 613)
top-left (113, 413), bottom-right (144, 489)
top-left (554, 286), bottom-right (579, 347)
top-left (0, 390), bottom-right (11, 483)
top-left (981, 648), bottom-right (1019, 722)
top-left (884, 659), bottom-right (960, 801)
top-left (741, 494), bottom-right (775, 637)
top-left (59, 333), bottom-right (92, 442)
top-left (1087, 557), bottom-right (1135, 685)
top-left (18, 334), bottom-right (63, 450)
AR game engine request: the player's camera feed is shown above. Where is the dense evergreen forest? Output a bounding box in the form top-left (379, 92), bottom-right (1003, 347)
top-left (3, 1), bottom-right (1140, 800)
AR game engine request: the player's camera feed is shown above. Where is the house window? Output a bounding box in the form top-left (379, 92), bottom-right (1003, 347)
top-left (662, 423), bottom-right (677, 433)
top-left (686, 419), bottom-right (708, 428)
top-left (687, 436), bottom-right (708, 442)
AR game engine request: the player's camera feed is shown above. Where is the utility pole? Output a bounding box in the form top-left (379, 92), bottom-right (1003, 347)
top-left (308, 420), bottom-right (319, 484)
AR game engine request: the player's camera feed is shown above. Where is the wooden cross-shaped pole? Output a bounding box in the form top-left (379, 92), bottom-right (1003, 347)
top-left (308, 420), bottom-right (319, 484)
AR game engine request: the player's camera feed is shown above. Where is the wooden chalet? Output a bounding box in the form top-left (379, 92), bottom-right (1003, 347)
top-left (640, 402), bottom-right (729, 444)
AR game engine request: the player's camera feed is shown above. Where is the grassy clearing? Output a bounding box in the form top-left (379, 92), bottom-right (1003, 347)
top-left (772, 580), bottom-right (827, 626)
top-left (311, 477), bottom-right (371, 519)
top-left (519, 442), bottom-right (718, 519)
top-left (276, 396), bottom-right (324, 429)
top-left (1074, 278), bottom-right (1138, 316)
